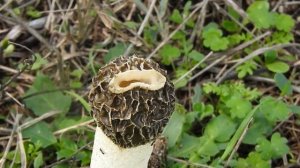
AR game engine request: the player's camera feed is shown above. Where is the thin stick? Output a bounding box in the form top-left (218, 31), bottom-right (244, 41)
top-left (124, 0), bottom-right (157, 56)
top-left (189, 0), bottom-right (209, 42)
top-left (0, 113), bottom-right (20, 167)
top-left (248, 76), bottom-right (300, 94)
top-left (213, 31), bottom-right (271, 58)
top-left (223, 0), bottom-right (247, 19)
top-left (272, 0), bottom-right (285, 12)
top-left (0, 129), bottom-right (15, 167)
top-left (44, 141), bottom-right (94, 168)
top-left (19, 111), bottom-right (61, 130)
top-left (0, 41), bottom-right (36, 92)
top-left (5, 9), bottom-right (54, 51)
top-left (167, 156), bottom-right (214, 168)
top-left (5, 9), bottom-right (65, 83)
top-left (225, 118), bottom-right (253, 167)
top-left (217, 43), bottom-right (300, 84)
top-left (284, 1), bottom-right (300, 5)
top-left (219, 106), bottom-right (259, 164)
top-left (0, 0), bottom-right (14, 12)
top-left (5, 92), bottom-right (24, 107)
top-left (175, 52), bottom-right (213, 84)
top-left (7, 17), bottom-right (47, 40)
top-left (214, 2), bottom-right (252, 35)
top-left (54, 119), bottom-right (94, 135)
top-left (9, 141), bottom-right (19, 168)
top-left (189, 56), bottom-right (226, 82)
top-left (187, 31), bottom-right (271, 82)
top-left (16, 116), bottom-right (27, 168)
top-left (147, 2), bottom-right (204, 59)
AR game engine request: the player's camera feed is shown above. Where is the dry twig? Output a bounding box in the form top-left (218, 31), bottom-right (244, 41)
top-left (147, 1), bottom-right (205, 59)
top-left (217, 43), bottom-right (300, 84)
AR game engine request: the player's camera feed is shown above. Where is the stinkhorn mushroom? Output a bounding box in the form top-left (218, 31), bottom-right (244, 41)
top-left (88, 56), bottom-right (175, 168)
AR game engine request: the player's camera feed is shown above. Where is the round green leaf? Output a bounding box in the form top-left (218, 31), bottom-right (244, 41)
top-left (266, 61), bottom-right (289, 73)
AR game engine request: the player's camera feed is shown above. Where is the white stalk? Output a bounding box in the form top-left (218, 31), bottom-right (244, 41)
top-left (90, 127), bottom-right (154, 168)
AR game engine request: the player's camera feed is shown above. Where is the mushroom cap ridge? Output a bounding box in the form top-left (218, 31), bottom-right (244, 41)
top-left (88, 56), bottom-right (175, 148)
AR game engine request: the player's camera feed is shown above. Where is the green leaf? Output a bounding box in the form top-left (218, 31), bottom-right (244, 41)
top-left (201, 104), bottom-right (214, 120)
top-left (188, 50), bottom-right (204, 62)
top-left (182, 40), bottom-right (193, 55)
top-left (170, 9), bottom-right (183, 24)
top-left (256, 132), bottom-right (289, 160)
top-left (270, 31), bottom-right (294, 44)
top-left (104, 43), bottom-right (127, 63)
top-left (274, 73), bottom-right (292, 96)
top-left (34, 152), bottom-right (43, 168)
top-left (247, 1), bottom-right (273, 29)
top-left (12, 7), bottom-right (21, 15)
top-left (123, 21), bottom-right (138, 30)
top-left (236, 60), bottom-right (257, 78)
top-left (193, 103), bottom-right (214, 120)
top-left (202, 24), bottom-right (229, 51)
top-left (227, 34), bottom-right (246, 46)
top-left (270, 133), bottom-right (289, 157)
top-left (225, 94), bottom-right (252, 118)
top-left (197, 136), bottom-right (219, 157)
top-left (264, 50), bottom-right (277, 63)
top-left (23, 73), bottom-right (72, 116)
top-left (6, 150), bottom-right (21, 164)
top-left (163, 103), bottom-right (186, 148)
top-left (183, 1), bottom-right (192, 18)
top-left (169, 134), bottom-right (199, 158)
top-left (143, 26), bottom-right (158, 45)
top-left (65, 91), bottom-right (91, 113)
top-left (3, 44), bottom-right (15, 56)
top-left (184, 111), bottom-right (198, 129)
top-left (69, 81), bottom-right (83, 89)
top-left (57, 138), bottom-right (78, 159)
top-left (1, 38), bottom-right (9, 48)
top-left (172, 31), bottom-right (186, 41)
top-left (243, 118), bottom-right (273, 145)
top-left (290, 105), bottom-right (300, 115)
top-left (203, 82), bottom-right (220, 94)
top-left (159, 44), bottom-right (181, 65)
top-left (77, 151), bottom-right (92, 166)
top-left (228, 6), bottom-right (240, 20)
top-left (266, 61), bottom-right (289, 73)
top-left (222, 20), bottom-right (240, 32)
top-left (70, 69), bottom-right (84, 79)
top-left (159, 0), bottom-right (169, 17)
top-left (26, 6), bottom-right (42, 18)
top-left (174, 69), bottom-right (190, 89)
top-left (219, 106), bottom-right (259, 163)
top-left (259, 97), bottom-right (290, 124)
top-left (236, 152), bottom-right (270, 168)
top-left (274, 13), bottom-right (295, 32)
top-left (192, 84), bottom-right (202, 103)
top-left (22, 122), bottom-right (57, 148)
top-left (53, 164), bottom-right (69, 168)
top-left (31, 53), bottom-right (48, 70)
top-left (204, 114), bottom-right (236, 142)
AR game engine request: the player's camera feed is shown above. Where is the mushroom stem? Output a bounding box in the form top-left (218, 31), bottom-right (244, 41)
top-left (89, 56), bottom-right (175, 167)
top-left (91, 127), bottom-right (154, 168)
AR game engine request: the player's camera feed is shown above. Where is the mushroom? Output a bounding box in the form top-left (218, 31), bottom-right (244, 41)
top-left (88, 56), bottom-right (175, 168)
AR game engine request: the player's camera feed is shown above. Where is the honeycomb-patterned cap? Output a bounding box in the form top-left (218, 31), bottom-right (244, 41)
top-left (88, 56), bottom-right (175, 148)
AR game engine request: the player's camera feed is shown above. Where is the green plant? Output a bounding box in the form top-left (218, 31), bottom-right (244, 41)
top-left (164, 82), bottom-right (295, 167)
